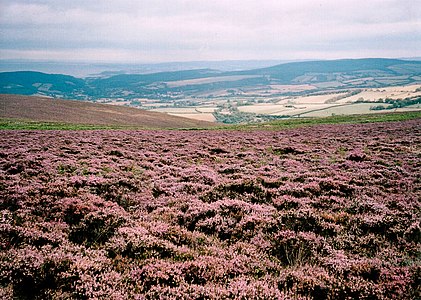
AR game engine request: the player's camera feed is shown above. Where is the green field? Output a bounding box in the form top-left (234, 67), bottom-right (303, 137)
top-left (2, 111), bottom-right (420, 131)
top-left (223, 111), bottom-right (421, 130)
top-left (0, 118), bottom-right (137, 130)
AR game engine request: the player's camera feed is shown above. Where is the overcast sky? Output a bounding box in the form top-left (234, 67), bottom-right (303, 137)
top-left (0, 0), bottom-right (420, 63)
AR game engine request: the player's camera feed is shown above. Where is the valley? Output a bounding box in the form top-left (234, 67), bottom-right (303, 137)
top-left (1, 58), bottom-right (420, 124)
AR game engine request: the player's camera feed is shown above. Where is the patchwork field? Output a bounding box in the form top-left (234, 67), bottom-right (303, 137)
top-left (165, 75), bottom-right (261, 88)
top-left (156, 84), bottom-right (421, 122)
top-left (335, 85), bottom-right (421, 103)
top-left (1, 119), bottom-right (420, 299)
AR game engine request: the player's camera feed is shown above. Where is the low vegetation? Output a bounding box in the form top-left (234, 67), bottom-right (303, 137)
top-left (0, 94), bottom-right (214, 129)
top-left (1, 59), bottom-right (420, 298)
top-left (1, 119), bottom-right (420, 299)
top-left (224, 111), bottom-right (421, 130)
top-left (2, 97), bottom-right (420, 131)
top-left (370, 96), bottom-right (421, 111)
top-left (0, 119), bottom-right (129, 130)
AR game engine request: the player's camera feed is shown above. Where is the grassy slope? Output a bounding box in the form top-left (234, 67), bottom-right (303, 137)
top-left (0, 94), bottom-right (214, 129)
top-left (222, 111), bottom-right (421, 130)
top-left (2, 111), bottom-right (420, 131)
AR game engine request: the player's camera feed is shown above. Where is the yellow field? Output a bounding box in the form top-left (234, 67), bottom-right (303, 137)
top-left (165, 75), bottom-right (261, 88)
top-left (168, 113), bottom-right (216, 122)
top-left (144, 83), bottom-right (421, 123)
top-left (278, 92), bottom-right (349, 105)
top-left (336, 84), bottom-right (421, 103)
top-left (271, 104), bottom-right (339, 116)
top-left (152, 107), bottom-right (199, 113)
top-left (238, 104), bottom-right (286, 114)
top-left (195, 107), bottom-right (217, 113)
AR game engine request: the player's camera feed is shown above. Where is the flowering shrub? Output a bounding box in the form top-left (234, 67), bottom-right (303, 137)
top-left (1, 119), bottom-right (420, 299)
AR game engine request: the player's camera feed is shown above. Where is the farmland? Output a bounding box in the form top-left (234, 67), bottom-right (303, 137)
top-left (165, 84), bottom-right (421, 122)
top-left (1, 58), bottom-right (420, 124)
top-left (1, 119), bottom-right (420, 299)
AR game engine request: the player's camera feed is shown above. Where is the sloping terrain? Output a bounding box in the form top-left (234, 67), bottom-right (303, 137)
top-left (236, 58), bottom-right (421, 80)
top-left (0, 94), bottom-right (213, 129)
top-left (1, 120), bottom-right (420, 299)
top-left (0, 71), bottom-right (88, 99)
top-left (1, 59), bottom-right (420, 124)
top-left (1, 59), bottom-right (420, 100)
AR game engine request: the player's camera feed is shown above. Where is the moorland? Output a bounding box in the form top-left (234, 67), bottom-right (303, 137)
top-left (1, 118), bottom-right (420, 299)
top-left (0, 58), bottom-right (420, 299)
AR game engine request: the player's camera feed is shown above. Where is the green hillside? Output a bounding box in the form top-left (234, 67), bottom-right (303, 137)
top-left (234, 58), bottom-right (421, 82)
top-left (0, 71), bottom-right (88, 98)
top-left (0, 58), bottom-right (420, 103)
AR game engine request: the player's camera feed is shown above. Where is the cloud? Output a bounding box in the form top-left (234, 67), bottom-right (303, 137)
top-left (0, 0), bottom-right (420, 62)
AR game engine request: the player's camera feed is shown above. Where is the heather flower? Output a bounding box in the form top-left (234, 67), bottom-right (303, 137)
top-left (0, 119), bottom-right (419, 299)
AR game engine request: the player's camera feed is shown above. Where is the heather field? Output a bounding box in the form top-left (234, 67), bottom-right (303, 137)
top-left (1, 120), bottom-right (420, 299)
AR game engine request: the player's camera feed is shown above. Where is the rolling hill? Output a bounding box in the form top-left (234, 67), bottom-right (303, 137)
top-left (0, 94), bottom-right (214, 129)
top-left (0, 71), bottom-right (89, 99)
top-left (1, 58), bottom-right (420, 101)
top-left (84, 58), bottom-right (421, 99)
top-left (1, 58), bottom-right (420, 125)
top-left (232, 58), bottom-right (421, 83)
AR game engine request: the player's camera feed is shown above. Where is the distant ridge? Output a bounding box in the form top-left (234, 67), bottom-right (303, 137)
top-left (0, 94), bottom-right (214, 129)
top-left (0, 58), bottom-right (420, 100)
top-left (0, 71), bottom-right (87, 97)
top-left (232, 58), bottom-right (421, 82)
top-left (247, 58), bottom-right (412, 73)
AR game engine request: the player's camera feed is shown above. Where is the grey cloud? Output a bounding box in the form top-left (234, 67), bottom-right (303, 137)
top-left (0, 0), bottom-right (419, 62)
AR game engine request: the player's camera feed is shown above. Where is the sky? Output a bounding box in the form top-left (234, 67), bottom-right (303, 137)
top-left (0, 0), bottom-right (420, 63)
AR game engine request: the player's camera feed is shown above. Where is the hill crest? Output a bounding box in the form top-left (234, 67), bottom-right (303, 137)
top-left (0, 94), bottom-right (214, 129)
